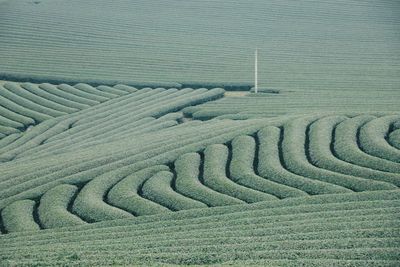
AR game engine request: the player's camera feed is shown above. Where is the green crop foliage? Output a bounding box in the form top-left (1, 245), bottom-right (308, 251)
top-left (359, 115), bottom-right (400, 163)
top-left (282, 116), bottom-right (397, 191)
top-left (203, 144), bottom-right (275, 203)
top-left (38, 184), bottom-right (86, 229)
top-left (389, 129), bottom-right (400, 150)
top-left (230, 135), bottom-right (308, 198)
top-left (0, 78), bottom-right (399, 266)
top-left (107, 166), bottom-right (171, 216)
top-left (174, 152), bottom-right (243, 206)
top-left (334, 115), bottom-right (400, 173)
top-left (308, 115), bottom-right (400, 186)
top-left (4, 83), bottom-right (78, 114)
top-left (257, 126), bottom-right (350, 195)
top-left (113, 84), bottom-right (139, 93)
top-left (96, 85), bottom-right (128, 96)
top-left (21, 83), bottom-right (89, 110)
top-left (1, 199), bottom-right (40, 233)
top-left (142, 170), bottom-right (207, 211)
top-left (74, 83), bottom-right (117, 99)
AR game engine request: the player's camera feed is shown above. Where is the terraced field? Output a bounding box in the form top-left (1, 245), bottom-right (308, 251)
top-left (0, 81), bottom-right (399, 265)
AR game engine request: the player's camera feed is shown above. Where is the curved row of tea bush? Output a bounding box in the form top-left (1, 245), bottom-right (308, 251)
top-left (37, 184), bottom-right (86, 229)
top-left (282, 116), bottom-right (398, 191)
top-left (0, 190), bottom-right (399, 265)
top-left (389, 129), bottom-right (400, 150)
top-left (0, 111), bottom-right (399, 238)
top-left (174, 153), bottom-right (243, 206)
top-left (0, 82), bottom-right (140, 139)
top-left (308, 115), bottom-right (400, 186)
top-left (1, 113), bottom-right (400, 232)
top-left (358, 115), bottom-right (400, 163)
top-left (334, 115), bottom-right (400, 173)
top-left (141, 170), bottom-right (207, 211)
top-left (230, 135), bottom-right (308, 198)
top-left (0, 86), bottom-right (225, 162)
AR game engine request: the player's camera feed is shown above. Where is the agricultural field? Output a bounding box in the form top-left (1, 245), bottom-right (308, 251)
top-left (0, 0), bottom-right (400, 92)
top-left (0, 81), bottom-right (399, 266)
top-left (0, 0), bottom-right (400, 266)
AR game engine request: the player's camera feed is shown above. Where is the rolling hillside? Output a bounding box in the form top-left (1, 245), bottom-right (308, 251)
top-left (0, 0), bottom-right (399, 91)
top-left (0, 81), bottom-right (399, 265)
top-left (0, 0), bottom-right (400, 266)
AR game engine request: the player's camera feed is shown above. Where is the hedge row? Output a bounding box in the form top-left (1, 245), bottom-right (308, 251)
top-left (0, 71), bottom-right (182, 89)
top-left (3, 199), bottom-right (396, 240)
top-left (230, 135), bottom-right (308, 198)
top-left (181, 82), bottom-right (252, 91)
top-left (74, 83), bottom-right (117, 99)
top-left (38, 184), bottom-right (86, 229)
top-left (141, 171), bottom-right (207, 211)
top-left (0, 84), bottom-right (66, 118)
top-left (359, 115), bottom-right (400, 163)
top-left (69, 88), bottom-right (167, 127)
top-left (203, 144), bottom-right (273, 203)
top-left (0, 113), bottom-right (25, 129)
top-left (5, 83), bottom-right (78, 114)
top-left (0, 72), bottom-right (254, 91)
top-left (0, 190), bottom-right (398, 264)
top-left (389, 129), bottom-right (400, 150)
top-left (30, 88), bottom-right (160, 146)
top-left (10, 119), bottom-right (271, 221)
top-left (257, 126), bottom-right (350, 195)
top-left (21, 83), bottom-right (89, 110)
top-left (20, 88), bottom-right (222, 159)
top-left (107, 166), bottom-right (171, 216)
top-left (96, 85), bottom-right (129, 96)
top-left (9, 89), bottom-right (187, 159)
top-left (113, 84), bottom-right (140, 93)
top-left (282, 116), bottom-right (397, 191)
top-left (334, 115), bottom-right (400, 173)
top-left (0, 88), bottom-right (52, 123)
top-left (0, 133), bottom-right (20, 150)
top-left (38, 83), bottom-right (94, 107)
top-left (1, 199), bottom-right (40, 233)
top-left (308, 115), bottom-right (400, 186)
top-left (0, 117), bottom-right (75, 163)
top-left (2, 189), bottom-right (399, 241)
top-left (57, 83), bottom-right (108, 106)
top-left (174, 152), bottom-right (243, 206)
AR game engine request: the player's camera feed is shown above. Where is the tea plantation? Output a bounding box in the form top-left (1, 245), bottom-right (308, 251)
top-left (0, 0), bottom-right (400, 266)
top-left (0, 81), bottom-right (398, 266)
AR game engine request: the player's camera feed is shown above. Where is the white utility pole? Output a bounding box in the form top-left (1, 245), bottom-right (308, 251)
top-left (254, 48), bottom-right (258, 94)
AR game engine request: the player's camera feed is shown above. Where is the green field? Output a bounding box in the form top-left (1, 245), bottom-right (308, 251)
top-left (0, 0), bottom-right (400, 266)
top-left (0, 0), bottom-right (400, 91)
top-left (0, 81), bottom-right (399, 266)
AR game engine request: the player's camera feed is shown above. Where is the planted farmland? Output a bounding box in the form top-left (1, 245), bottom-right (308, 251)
top-left (0, 0), bottom-right (399, 93)
top-left (0, 1), bottom-right (399, 264)
top-left (0, 80), bottom-right (398, 265)
top-left (185, 89), bottom-right (400, 120)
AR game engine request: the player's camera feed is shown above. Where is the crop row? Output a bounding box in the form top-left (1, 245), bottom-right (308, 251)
top-left (0, 86), bottom-right (225, 162)
top-left (1, 0), bottom-right (399, 93)
top-left (0, 189), bottom-right (399, 265)
top-left (0, 82), bottom-right (139, 139)
top-left (1, 114), bottom-right (399, 233)
top-left (183, 89), bottom-right (400, 120)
